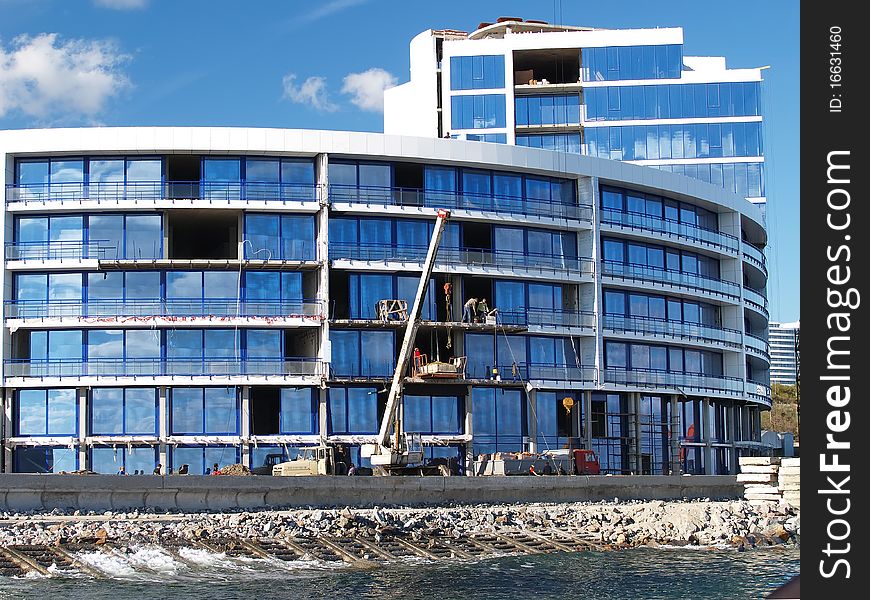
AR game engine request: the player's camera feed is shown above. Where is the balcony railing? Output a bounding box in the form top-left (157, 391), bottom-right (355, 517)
top-left (744, 333), bottom-right (771, 360)
top-left (330, 244), bottom-right (594, 276)
top-left (4, 299), bottom-right (324, 321)
top-left (329, 185), bottom-right (593, 223)
top-left (603, 314), bottom-right (742, 347)
top-left (600, 261), bottom-right (741, 299)
top-left (5, 240), bottom-right (121, 261)
top-left (604, 367), bottom-right (745, 394)
top-left (746, 380), bottom-right (772, 405)
top-left (743, 287), bottom-right (769, 315)
top-left (600, 208), bottom-right (739, 253)
top-left (466, 363), bottom-right (597, 383)
top-left (4, 357), bottom-right (324, 379)
top-left (498, 308), bottom-right (596, 329)
top-left (742, 243), bottom-right (768, 276)
top-left (6, 181), bottom-right (318, 204)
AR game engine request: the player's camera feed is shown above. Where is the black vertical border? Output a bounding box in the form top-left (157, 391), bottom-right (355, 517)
top-left (801, 2), bottom-right (869, 596)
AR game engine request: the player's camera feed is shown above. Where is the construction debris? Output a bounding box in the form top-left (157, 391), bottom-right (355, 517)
top-left (738, 456), bottom-right (799, 508)
top-left (217, 464), bottom-right (251, 476)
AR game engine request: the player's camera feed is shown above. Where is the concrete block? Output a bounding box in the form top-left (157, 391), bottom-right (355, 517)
top-left (737, 473), bottom-right (776, 483)
top-left (3, 491), bottom-right (44, 512)
top-left (77, 492), bottom-right (114, 511)
top-left (738, 457), bottom-right (780, 466)
top-left (780, 458), bottom-right (800, 468)
top-left (778, 466), bottom-right (800, 476)
top-left (143, 491), bottom-right (180, 510)
top-left (110, 492), bottom-right (147, 510)
top-left (41, 491), bottom-right (82, 510)
top-left (175, 491), bottom-right (209, 511)
top-left (740, 465), bottom-right (779, 474)
top-left (743, 485), bottom-right (779, 494)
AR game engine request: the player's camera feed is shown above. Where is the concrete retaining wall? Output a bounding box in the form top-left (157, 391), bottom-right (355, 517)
top-left (0, 474), bottom-right (742, 512)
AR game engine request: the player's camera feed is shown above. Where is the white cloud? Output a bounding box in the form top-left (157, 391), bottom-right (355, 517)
top-left (94, 0), bottom-right (148, 9)
top-left (298, 0), bottom-right (367, 24)
top-left (341, 68), bottom-right (397, 113)
top-left (0, 33), bottom-right (131, 121)
top-left (281, 73), bottom-right (337, 112)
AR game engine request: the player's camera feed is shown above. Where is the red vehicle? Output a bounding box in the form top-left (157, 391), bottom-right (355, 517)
top-left (573, 449), bottom-right (601, 475)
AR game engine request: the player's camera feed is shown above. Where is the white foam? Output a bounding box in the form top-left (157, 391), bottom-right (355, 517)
top-left (124, 546), bottom-right (185, 574)
top-left (74, 551), bottom-right (138, 578)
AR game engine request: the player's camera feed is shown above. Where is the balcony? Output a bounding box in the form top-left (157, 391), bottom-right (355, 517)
top-left (330, 244), bottom-right (594, 277)
top-left (603, 314), bottom-right (742, 348)
top-left (4, 357), bottom-right (324, 379)
top-left (4, 299), bottom-right (324, 322)
top-left (743, 287), bottom-right (769, 317)
top-left (498, 308), bottom-right (596, 331)
top-left (5, 181), bottom-right (318, 205)
top-left (600, 208), bottom-right (739, 254)
top-left (603, 367), bottom-right (745, 395)
top-left (329, 185), bottom-right (593, 223)
top-left (466, 363), bottom-right (597, 383)
top-left (600, 261), bottom-right (741, 299)
top-left (744, 333), bottom-right (771, 361)
top-left (742, 243), bottom-right (768, 277)
top-left (5, 240), bottom-right (120, 261)
top-left (745, 380), bottom-right (772, 406)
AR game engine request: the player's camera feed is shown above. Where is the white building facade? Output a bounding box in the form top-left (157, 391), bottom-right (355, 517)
top-left (769, 321), bottom-right (799, 386)
top-left (1, 127), bottom-right (769, 476)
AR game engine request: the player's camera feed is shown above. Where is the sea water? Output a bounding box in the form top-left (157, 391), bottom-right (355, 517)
top-left (0, 545), bottom-right (799, 599)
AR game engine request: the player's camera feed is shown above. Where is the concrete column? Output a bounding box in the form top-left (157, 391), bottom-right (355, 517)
top-left (240, 386), bottom-right (251, 467)
top-left (526, 388), bottom-right (537, 454)
top-left (464, 385), bottom-right (474, 476)
top-left (78, 387), bottom-right (88, 469)
top-left (3, 388), bottom-right (13, 472)
top-left (583, 390), bottom-right (592, 450)
top-left (669, 395), bottom-right (681, 475)
top-left (158, 386), bottom-right (168, 469)
top-left (316, 153), bottom-right (331, 382)
top-left (727, 401), bottom-right (737, 474)
top-left (702, 397), bottom-right (713, 474)
top-left (318, 387), bottom-right (328, 444)
top-left (631, 393), bottom-right (642, 475)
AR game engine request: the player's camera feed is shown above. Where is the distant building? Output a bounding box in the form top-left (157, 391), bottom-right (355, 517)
top-left (769, 321), bottom-right (799, 385)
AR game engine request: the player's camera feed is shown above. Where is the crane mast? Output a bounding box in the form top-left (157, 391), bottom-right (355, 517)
top-left (363, 209), bottom-right (450, 468)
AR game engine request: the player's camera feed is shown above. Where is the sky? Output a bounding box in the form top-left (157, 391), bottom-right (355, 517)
top-left (0, 0), bottom-right (800, 322)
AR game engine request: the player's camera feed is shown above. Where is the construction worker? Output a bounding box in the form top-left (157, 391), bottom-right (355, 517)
top-left (462, 297), bottom-right (478, 323)
top-left (476, 298), bottom-right (490, 322)
top-left (443, 282), bottom-right (453, 320)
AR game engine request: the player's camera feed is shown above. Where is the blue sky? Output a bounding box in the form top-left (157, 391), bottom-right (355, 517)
top-left (0, 0), bottom-right (799, 321)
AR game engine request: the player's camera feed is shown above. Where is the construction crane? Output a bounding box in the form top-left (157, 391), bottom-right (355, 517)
top-left (362, 209), bottom-right (451, 475)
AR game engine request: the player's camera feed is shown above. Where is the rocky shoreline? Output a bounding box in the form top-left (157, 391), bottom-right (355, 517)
top-left (0, 499), bottom-right (799, 550)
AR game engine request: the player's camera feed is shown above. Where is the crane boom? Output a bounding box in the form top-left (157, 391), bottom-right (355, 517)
top-left (376, 209), bottom-right (450, 449)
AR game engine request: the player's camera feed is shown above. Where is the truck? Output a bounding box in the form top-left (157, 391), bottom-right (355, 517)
top-left (259, 445), bottom-right (354, 476)
top-left (473, 448), bottom-right (601, 476)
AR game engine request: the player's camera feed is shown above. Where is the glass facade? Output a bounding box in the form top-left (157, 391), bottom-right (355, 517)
top-left (585, 122), bottom-right (763, 161)
top-left (515, 94), bottom-right (581, 126)
top-left (584, 82), bottom-right (761, 121)
top-left (582, 45), bottom-right (682, 81)
top-left (2, 144), bottom-right (766, 476)
top-left (450, 94), bottom-right (507, 130)
top-left (450, 55), bottom-right (505, 90)
top-left (516, 133), bottom-right (582, 153)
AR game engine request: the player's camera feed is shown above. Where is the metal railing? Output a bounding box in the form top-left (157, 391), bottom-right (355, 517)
top-left (742, 243), bottom-right (768, 276)
top-left (603, 314), bottom-right (743, 347)
top-left (742, 286), bottom-right (769, 315)
top-left (603, 367), bottom-right (745, 394)
top-left (329, 184), bottom-right (594, 222)
top-left (4, 357), bottom-right (324, 378)
top-left (467, 363), bottom-right (597, 383)
top-left (5, 240), bottom-right (121, 261)
top-left (6, 181), bottom-right (318, 204)
top-left (497, 308), bottom-right (596, 329)
top-left (745, 380), bottom-right (772, 405)
top-left (744, 333), bottom-right (771, 360)
top-left (4, 299), bottom-right (324, 320)
top-left (600, 261), bottom-right (741, 298)
top-left (600, 208), bottom-right (739, 253)
top-left (330, 243), bottom-right (594, 275)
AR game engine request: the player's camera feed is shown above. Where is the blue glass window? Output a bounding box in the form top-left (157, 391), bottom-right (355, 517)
top-left (403, 395), bottom-right (461, 434)
top-left (14, 447), bottom-right (77, 473)
top-left (91, 446), bottom-right (157, 474)
top-left (330, 330), bottom-right (394, 377)
top-left (171, 446), bottom-right (239, 475)
top-left (450, 55), bottom-right (505, 90)
top-left (584, 82), bottom-right (762, 121)
top-left (170, 387), bottom-right (238, 435)
top-left (450, 94), bottom-right (507, 129)
top-left (584, 122), bottom-right (762, 161)
top-left (329, 387), bottom-right (379, 434)
top-left (472, 387), bottom-right (525, 455)
top-left (515, 94), bottom-right (581, 126)
top-left (583, 44), bottom-right (682, 81)
top-left (244, 214), bottom-right (315, 260)
top-left (280, 387), bottom-right (317, 434)
top-left (516, 133), bottom-right (582, 153)
top-left (15, 388), bottom-right (78, 436)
